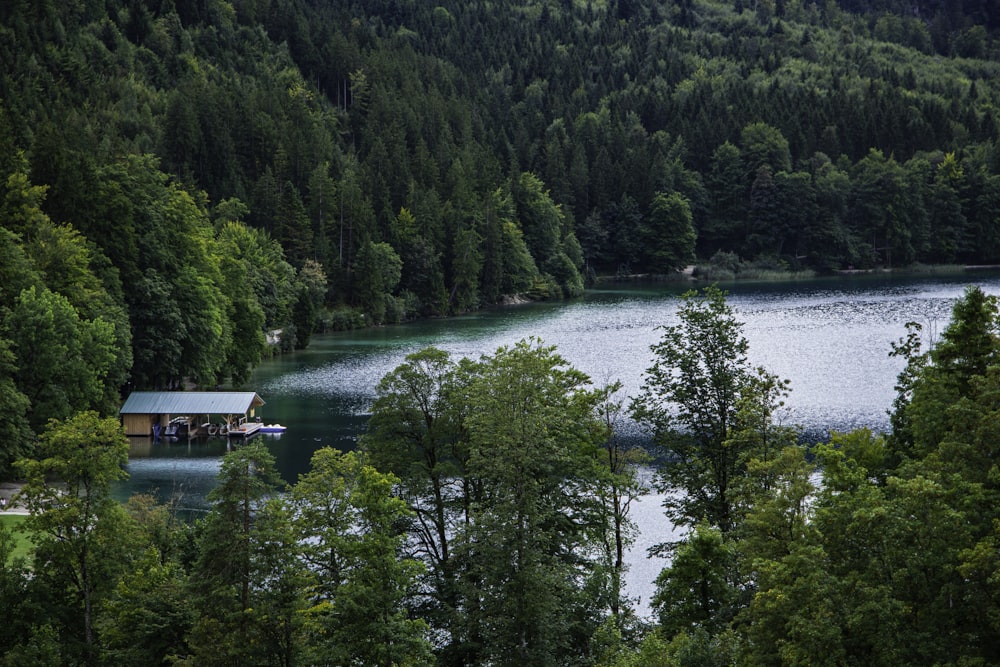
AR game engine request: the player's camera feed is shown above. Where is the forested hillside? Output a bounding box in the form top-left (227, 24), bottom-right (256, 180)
top-left (3, 0), bottom-right (1000, 445)
top-left (4, 2), bottom-right (1000, 664)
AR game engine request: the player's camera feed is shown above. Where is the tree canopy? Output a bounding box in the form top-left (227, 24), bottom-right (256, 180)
top-left (3, 286), bottom-right (1000, 663)
top-left (4, 0), bottom-right (1000, 662)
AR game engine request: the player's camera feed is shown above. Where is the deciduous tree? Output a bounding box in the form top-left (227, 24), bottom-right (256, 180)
top-left (7, 286), bottom-right (116, 431)
top-left (455, 339), bottom-right (608, 666)
top-left (290, 448), bottom-right (432, 666)
top-left (15, 412), bottom-right (133, 666)
top-left (631, 286), bottom-right (789, 536)
top-left (641, 191), bottom-right (696, 273)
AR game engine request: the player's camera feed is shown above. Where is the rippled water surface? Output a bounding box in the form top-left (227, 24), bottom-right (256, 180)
top-left (120, 272), bottom-right (1000, 611)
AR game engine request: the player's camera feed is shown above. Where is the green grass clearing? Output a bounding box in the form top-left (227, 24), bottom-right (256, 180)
top-left (1, 514), bottom-right (33, 564)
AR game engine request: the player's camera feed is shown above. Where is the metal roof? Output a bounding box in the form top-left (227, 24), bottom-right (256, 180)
top-left (120, 391), bottom-right (265, 415)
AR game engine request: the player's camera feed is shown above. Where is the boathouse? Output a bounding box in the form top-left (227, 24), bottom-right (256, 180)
top-left (119, 391), bottom-right (265, 437)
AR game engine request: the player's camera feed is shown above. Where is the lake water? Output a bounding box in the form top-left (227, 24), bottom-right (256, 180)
top-left (118, 271), bottom-right (1000, 613)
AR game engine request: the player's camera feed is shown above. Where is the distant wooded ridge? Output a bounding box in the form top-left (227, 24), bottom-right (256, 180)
top-left (1, 0), bottom-right (1000, 421)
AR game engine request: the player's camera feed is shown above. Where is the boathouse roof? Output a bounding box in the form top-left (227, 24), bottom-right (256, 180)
top-left (119, 391), bottom-right (265, 416)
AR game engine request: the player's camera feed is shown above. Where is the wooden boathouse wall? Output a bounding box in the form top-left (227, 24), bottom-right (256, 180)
top-left (123, 413), bottom-right (156, 437)
top-left (119, 391), bottom-right (265, 437)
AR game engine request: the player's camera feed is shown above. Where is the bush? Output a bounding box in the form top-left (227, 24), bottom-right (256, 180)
top-left (692, 251), bottom-right (740, 281)
top-left (322, 308), bottom-right (366, 332)
top-left (527, 274), bottom-right (563, 300)
top-left (693, 251), bottom-right (815, 282)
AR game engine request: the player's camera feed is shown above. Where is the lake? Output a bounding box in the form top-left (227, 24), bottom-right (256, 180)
top-left (118, 270), bottom-right (1000, 613)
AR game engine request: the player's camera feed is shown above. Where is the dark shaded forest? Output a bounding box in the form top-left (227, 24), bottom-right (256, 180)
top-left (3, 2), bottom-right (1000, 662)
top-left (3, 0), bottom-right (1000, 409)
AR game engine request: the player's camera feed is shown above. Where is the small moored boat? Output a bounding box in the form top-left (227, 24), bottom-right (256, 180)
top-left (260, 424), bottom-right (287, 433)
top-left (165, 416), bottom-right (193, 438)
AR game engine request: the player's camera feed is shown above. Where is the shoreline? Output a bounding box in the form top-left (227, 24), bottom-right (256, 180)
top-left (594, 263), bottom-right (1000, 286)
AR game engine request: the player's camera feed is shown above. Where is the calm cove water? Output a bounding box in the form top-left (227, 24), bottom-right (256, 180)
top-left (118, 271), bottom-right (1000, 613)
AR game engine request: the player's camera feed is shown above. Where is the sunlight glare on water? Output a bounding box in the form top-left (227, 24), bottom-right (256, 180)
top-left (256, 275), bottom-right (989, 438)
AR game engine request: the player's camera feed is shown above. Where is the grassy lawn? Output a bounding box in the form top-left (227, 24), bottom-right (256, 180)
top-left (1, 514), bottom-right (33, 563)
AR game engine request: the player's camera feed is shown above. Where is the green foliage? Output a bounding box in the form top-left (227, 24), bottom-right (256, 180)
top-left (186, 441), bottom-right (298, 665)
top-left (291, 285), bottom-right (316, 350)
top-left (6, 285), bottom-right (117, 431)
top-left (1, 0), bottom-right (999, 413)
top-left (631, 285), bottom-right (790, 536)
top-left (7, 278), bottom-right (1000, 664)
top-left (0, 338), bottom-right (31, 477)
top-left (0, 516), bottom-right (32, 662)
top-left (0, 158), bottom-right (130, 421)
top-left (599, 625), bottom-right (741, 667)
top-left (97, 547), bottom-right (193, 665)
top-left (14, 411), bottom-right (133, 665)
top-left (1, 624), bottom-right (62, 667)
top-left (652, 522), bottom-right (739, 637)
top-left (215, 219), bottom-right (298, 331)
top-left (6, 0), bottom-right (1000, 659)
top-left (392, 206), bottom-right (448, 316)
top-left (513, 172), bottom-right (580, 286)
top-left (643, 281), bottom-right (1000, 662)
top-left (354, 240), bottom-right (403, 325)
top-left (500, 220), bottom-right (542, 296)
top-left (450, 222), bottom-right (483, 312)
top-left (363, 340), bottom-right (645, 665)
top-left (290, 448), bottom-right (432, 667)
top-left (457, 339), bottom-right (609, 664)
top-left (643, 192), bottom-right (697, 273)
top-left (891, 286), bottom-right (1000, 461)
top-left (740, 122), bottom-right (792, 176)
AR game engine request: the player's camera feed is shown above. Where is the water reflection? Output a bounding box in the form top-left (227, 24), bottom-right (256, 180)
top-left (121, 437), bottom-right (229, 514)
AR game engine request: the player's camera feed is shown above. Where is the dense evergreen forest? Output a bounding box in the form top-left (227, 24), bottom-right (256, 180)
top-left (4, 0), bottom-right (1000, 664)
top-left (4, 0), bottom-right (1000, 419)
